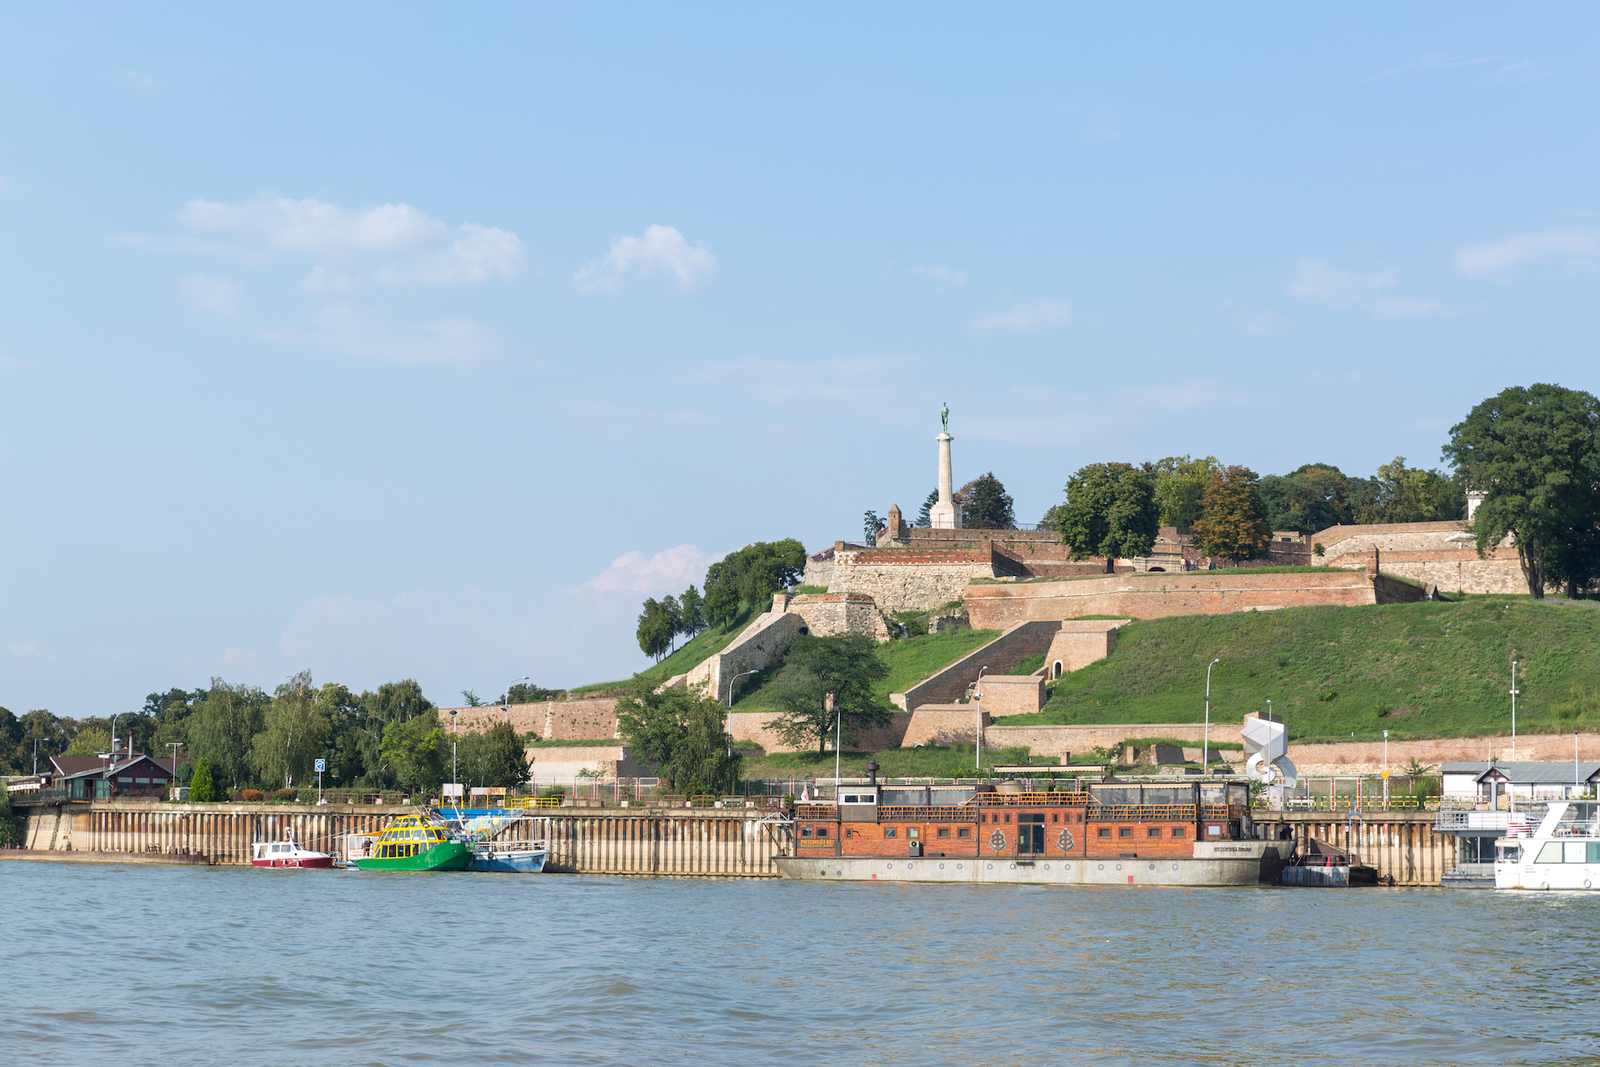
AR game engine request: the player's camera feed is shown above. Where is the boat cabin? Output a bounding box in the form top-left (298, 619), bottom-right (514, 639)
top-left (796, 780), bottom-right (1253, 862)
top-left (371, 815), bottom-right (453, 860)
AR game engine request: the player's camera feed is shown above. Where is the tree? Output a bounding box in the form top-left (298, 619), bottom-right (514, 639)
top-left (1056, 462), bottom-right (1159, 564)
top-left (1444, 384), bottom-right (1600, 598)
top-left (379, 710), bottom-right (446, 797)
top-left (1366, 457), bottom-right (1465, 524)
top-left (482, 722), bottom-right (531, 790)
top-left (501, 682), bottom-right (562, 703)
top-left (461, 689), bottom-right (483, 707)
top-left (1259, 463), bottom-right (1352, 534)
top-left (1145, 455), bottom-right (1221, 529)
top-left (769, 633), bottom-right (891, 755)
top-left (251, 670), bottom-right (331, 790)
top-left (660, 595), bottom-right (683, 653)
top-left (916, 489), bottom-right (939, 527)
top-left (636, 598), bottom-right (674, 662)
top-left (702, 572), bottom-right (742, 632)
top-left (63, 727), bottom-right (110, 758)
top-left (1193, 465), bottom-right (1272, 563)
top-left (188, 679), bottom-right (271, 790)
top-left (959, 473), bottom-right (1015, 529)
top-left (189, 758), bottom-right (216, 802)
top-left (0, 781), bottom-right (20, 845)
top-left (863, 509), bottom-right (885, 544)
top-left (699, 539), bottom-right (808, 631)
top-left (678, 584), bottom-right (705, 640)
top-left (616, 682), bottom-right (741, 795)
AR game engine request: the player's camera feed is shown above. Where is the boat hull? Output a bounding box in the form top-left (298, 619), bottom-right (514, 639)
top-left (469, 848), bottom-right (547, 873)
top-left (1495, 862), bottom-right (1600, 890)
top-left (355, 841), bottom-right (473, 872)
top-left (775, 851), bottom-right (1278, 887)
top-left (250, 856), bottom-right (333, 869)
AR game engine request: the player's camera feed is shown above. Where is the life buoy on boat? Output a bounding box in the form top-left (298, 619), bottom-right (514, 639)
top-left (1585, 879), bottom-right (1593, 890)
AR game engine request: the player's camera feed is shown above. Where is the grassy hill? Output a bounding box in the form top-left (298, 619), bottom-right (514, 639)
top-left (729, 626), bottom-right (1000, 714)
top-left (569, 601), bottom-right (765, 694)
top-left (998, 597), bottom-right (1600, 744)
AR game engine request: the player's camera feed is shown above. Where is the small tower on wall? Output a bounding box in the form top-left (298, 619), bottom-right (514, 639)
top-left (880, 504), bottom-right (907, 545)
top-left (1466, 490), bottom-right (1485, 522)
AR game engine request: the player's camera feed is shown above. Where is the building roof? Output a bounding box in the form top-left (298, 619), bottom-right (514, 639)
top-left (1474, 762), bottom-right (1600, 785)
top-left (1439, 762), bottom-right (1494, 774)
top-left (48, 753), bottom-right (176, 781)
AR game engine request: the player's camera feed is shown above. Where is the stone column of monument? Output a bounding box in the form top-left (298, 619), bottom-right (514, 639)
top-left (928, 431), bottom-right (962, 529)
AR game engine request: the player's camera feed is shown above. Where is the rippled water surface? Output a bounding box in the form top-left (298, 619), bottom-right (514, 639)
top-left (4, 862), bottom-right (1600, 1066)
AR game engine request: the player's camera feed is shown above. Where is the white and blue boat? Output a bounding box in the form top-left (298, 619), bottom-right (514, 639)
top-left (442, 809), bottom-right (551, 874)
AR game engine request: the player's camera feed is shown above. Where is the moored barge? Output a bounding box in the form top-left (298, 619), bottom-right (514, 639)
top-left (775, 776), bottom-right (1290, 886)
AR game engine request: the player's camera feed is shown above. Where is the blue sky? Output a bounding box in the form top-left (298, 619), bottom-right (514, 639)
top-left (3, 5), bottom-right (1597, 716)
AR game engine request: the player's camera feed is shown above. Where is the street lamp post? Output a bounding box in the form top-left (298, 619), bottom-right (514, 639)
top-left (975, 666), bottom-right (990, 772)
top-left (1510, 660), bottom-right (1520, 762)
top-left (1383, 729), bottom-right (1390, 809)
top-left (450, 708), bottom-right (459, 809)
top-left (33, 737), bottom-right (48, 777)
top-left (727, 669), bottom-right (760, 760)
top-left (1203, 659), bottom-right (1221, 770)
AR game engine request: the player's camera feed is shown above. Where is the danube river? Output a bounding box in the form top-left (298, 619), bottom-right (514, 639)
top-left (3, 862), bottom-right (1597, 1066)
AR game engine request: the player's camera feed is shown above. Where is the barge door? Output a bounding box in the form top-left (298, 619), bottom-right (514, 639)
top-left (1018, 813), bottom-right (1046, 855)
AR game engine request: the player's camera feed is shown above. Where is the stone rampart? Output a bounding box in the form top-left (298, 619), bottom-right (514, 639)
top-left (1311, 521), bottom-right (1526, 594)
top-left (1043, 620), bottom-right (1128, 676)
top-left (963, 570), bottom-right (1424, 628)
top-left (436, 699), bottom-right (621, 741)
top-left (973, 674), bottom-right (1044, 715)
top-left (784, 592), bottom-right (892, 640)
top-left (902, 705), bottom-right (991, 746)
top-left (826, 542), bottom-right (998, 612)
top-left (891, 621), bottom-right (1063, 712)
top-left (680, 610), bottom-right (806, 704)
top-left (727, 710), bottom-right (911, 753)
top-left (983, 723), bottom-right (1246, 759)
top-left (526, 744), bottom-right (646, 784)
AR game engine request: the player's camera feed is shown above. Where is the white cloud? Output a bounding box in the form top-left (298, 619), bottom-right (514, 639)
top-left (113, 69), bottom-right (158, 91)
top-left (0, 355), bottom-right (25, 369)
top-left (261, 303), bottom-right (493, 365)
top-left (969, 299), bottom-right (1074, 332)
top-left (675, 353), bottom-right (917, 408)
top-left (179, 196), bottom-right (448, 254)
top-left (1368, 296), bottom-right (1462, 320)
top-left (1370, 53), bottom-right (1553, 83)
top-left (6, 641), bottom-right (57, 659)
top-left (584, 545), bottom-right (721, 595)
top-left (374, 224), bottom-right (525, 285)
top-left (910, 266), bottom-right (968, 288)
top-left (1288, 259), bottom-right (1397, 306)
top-left (1226, 302), bottom-right (1289, 335)
top-left (1453, 229), bottom-right (1598, 278)
top-left (176, 274), bottom-right (243, 316)
top-left (300, 266), bottom-right (357, 293)
top-left (575, 224), bottom-right (717, 293)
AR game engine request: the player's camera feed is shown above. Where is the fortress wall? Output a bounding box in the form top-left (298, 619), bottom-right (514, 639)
top-left (893, 621), bottom-right (1063, 712)
top-left (984, 723), bottom-right (1246, 759)
top-left (902, 705), bottom-right (990, 746)
top-left (827, 544), bottom-right (997, 613)
top-left (1043, 621), bottom-right (1128, 675)
top-left (437, 702), bottom-right (549, 736)
top-left (728, 710), bottom-right (911, 753)
top-left (437, 699), bottom-right (620, 741)
top-left (973, 675), bottom-right (1045, 716)
top-left (683, 611), bottom-right (806, 704)
top-left (961, 571), bottom-right (1417, 629)
top-left (785, 593), bottom-right (892, 640)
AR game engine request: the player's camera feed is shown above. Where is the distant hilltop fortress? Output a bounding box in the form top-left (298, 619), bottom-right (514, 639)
top-left (805, 412), bottom-right (1524, 615)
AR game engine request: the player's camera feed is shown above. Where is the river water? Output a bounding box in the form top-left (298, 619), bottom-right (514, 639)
top-left (3, 863), bottom-right (1598, 1066)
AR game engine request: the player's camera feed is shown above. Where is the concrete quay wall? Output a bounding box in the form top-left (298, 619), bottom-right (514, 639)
top-left (1264, 811), bottom-right (1449, 887)
top-left (16, 800), bottom-right (790, 876)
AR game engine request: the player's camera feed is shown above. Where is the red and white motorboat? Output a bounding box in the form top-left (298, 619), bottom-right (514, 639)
top-left (250, 833), bottom-right (333, 869)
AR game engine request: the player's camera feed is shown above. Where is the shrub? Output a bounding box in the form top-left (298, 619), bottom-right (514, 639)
top-left (272, 788), bottom-right (296, 803)
top-left (189, 759), bottom-right (216, 802)
top-left (236, 788), bottom-right (266, 802)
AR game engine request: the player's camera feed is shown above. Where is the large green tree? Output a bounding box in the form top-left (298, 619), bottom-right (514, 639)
top-left (0, 781), bottom-right (20, 845)
top-left (1259, 463), bottom-right (1352, 534)
top-left (698, 539), bottom-right (807, 632)
top-left (1056, 462), bottom-right (1159, 564)
top-left (379, 710), bottom-right (446, 797)
top-left (1444, 384), bottom-right (1600, 598)
top-left (959, 472), bottom-right (1016, 529)
top-left (1145, 455), bottom-right (1221, 529)
top-left (616, 682), bottom-right (741, 795)
top-left (769, 633), bottom-right (891, 755)
top-left (188, 680), bottom-right (270, 790)
top-left (251, 670), bottom-right (331, 789)
top-left (636, 598), bottom-right (676, 661)
top-left (1193, 465), bottom-right (1272, 563)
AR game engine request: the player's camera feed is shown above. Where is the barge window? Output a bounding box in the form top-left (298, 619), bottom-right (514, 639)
top-left (937, 827), bottom-right (950, 838)
top-left (1052, 813), bottom-right (1059, 823)
top-left (801, 826), bottom-right (813, 838)
top-left (1119, 827), bottom-right (1132, 838)
top-left (1148, 828), bottom-right (1162, 838)
top-left (1005, 813), bottom-right (1012, 824)
top-left (884, 827), bottom-right (897, 838)
top-left (958, 828), bottom-right (970, 838)
top-left (1172, 827), bottom-right (1188, 838)
top-left (908, 828), bottom-right (919, 839)
top-left (1098, 828), bottom-right (1111, 838)
top-left (816, 827), bottom-right (829, 838)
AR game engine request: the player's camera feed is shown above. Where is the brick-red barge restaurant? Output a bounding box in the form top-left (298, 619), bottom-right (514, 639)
top-left (775, 765), bottom-right (1292, 886)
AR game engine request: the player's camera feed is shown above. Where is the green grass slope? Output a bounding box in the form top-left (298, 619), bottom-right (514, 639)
top-left (731, 627), bottom-right (1001, 713)
top-left (998, 597), bottom-right (1600, 744)
top-left (569, 602), bottom-right (764, 694)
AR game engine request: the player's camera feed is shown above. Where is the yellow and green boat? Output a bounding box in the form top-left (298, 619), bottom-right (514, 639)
top-left (354, 814), bottom-right (472, 872)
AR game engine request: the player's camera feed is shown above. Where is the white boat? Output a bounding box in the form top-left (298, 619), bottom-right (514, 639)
top-left (251, 833), bottom-right (333, 869)
top-left (1494, 801), bottom-right (1600, 890)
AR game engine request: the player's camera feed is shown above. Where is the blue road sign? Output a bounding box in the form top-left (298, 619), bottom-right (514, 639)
top-left (314, 759), bottom-right (326, 773)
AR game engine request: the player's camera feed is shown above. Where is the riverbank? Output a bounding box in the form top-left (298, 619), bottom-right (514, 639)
top-left (0, 847), bottom-right (211, 866)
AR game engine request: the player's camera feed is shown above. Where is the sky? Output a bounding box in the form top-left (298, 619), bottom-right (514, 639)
top-left (3, 4), bottom-right (1598, 716)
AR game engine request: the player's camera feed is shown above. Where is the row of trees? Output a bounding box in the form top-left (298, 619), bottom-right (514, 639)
top-left (636, 540), bottom-right (807, 662)
top-left (0, 673), bottom-right (530, 796)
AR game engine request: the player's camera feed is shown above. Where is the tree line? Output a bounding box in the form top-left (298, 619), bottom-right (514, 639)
top-left (636, 539), bottom-right (806, 661)
top-left (0, 672), bottom-right (533, 798)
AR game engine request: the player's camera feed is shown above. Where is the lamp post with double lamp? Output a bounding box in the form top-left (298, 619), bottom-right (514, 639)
top-left (450, 708), bottom-right (459, 810)
top-left (33, 737), bottom-right (50, 777)
top-left (1509, 660), bottom-right (1520, 762)
top-left (1383, 729), bottom-right (1389, 809)
top-left (1203, 659), bottom-right (1221, 770)
top-left (975, 666), bottom-right (990, 772)
top-left (504, 675), bottom-right (530, 796)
